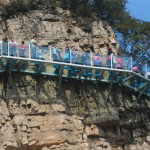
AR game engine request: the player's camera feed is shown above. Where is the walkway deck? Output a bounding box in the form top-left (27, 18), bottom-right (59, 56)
top-left (0, 43), bottom-right (149, 104)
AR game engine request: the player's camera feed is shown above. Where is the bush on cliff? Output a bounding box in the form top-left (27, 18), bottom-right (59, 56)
top-left (0, 0), bottom-right (40, 17)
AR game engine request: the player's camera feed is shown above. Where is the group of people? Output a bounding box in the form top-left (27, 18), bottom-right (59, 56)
top-left (0, 37), bottom-right (27, 57)
top-left (50, 44), bottom-right (126, 77)
top-left (0, 36), bottom-right (44, 59)
top-left (1, 36), bottom-right (43, 59)
top-left (0, 36), bottom-right (148, 78)
top-left (51, 45), bottom-right (125, 68)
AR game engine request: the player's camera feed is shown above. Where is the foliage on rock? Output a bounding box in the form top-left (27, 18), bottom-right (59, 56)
top-left (0, 0), bottom-right (40, 17)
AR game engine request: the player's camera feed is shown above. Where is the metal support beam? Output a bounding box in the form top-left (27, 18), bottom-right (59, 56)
top-left (17, 60), bottom-right (24, 72)
top-left (99, 70), bottom-right (104, 81)
top-left (79, 68), bottom-right (84, 79)
top-left (22, 61), bottom-right (28, 71)
top-left (107, 72), bottom-right (116, 101)
top-left (58, 65), bottom-right (64, 78)
top-left (56, 65), bottom-right (64, 100)
top-left (135, 82), bottom-right (148, 92)
top-left (8, 59), bottom-right (13, 88)
top-left (133, 85), bottom-right (149, 107)
top-left (0, 53), bottom-right (149, 99)
top-left (118, 72), bottom-right (123, 83)
top-left (38, 63), bottom-right (45, 73)
top-left (122, 75), bottom-right (134, 83)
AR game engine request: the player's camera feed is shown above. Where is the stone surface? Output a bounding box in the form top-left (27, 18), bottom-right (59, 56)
top-left (0, 74), bottom-right (149, 149)
top-left (0, 3), bottom-right (149, 150)
top-left (0, 8), bottom-right (119, 55)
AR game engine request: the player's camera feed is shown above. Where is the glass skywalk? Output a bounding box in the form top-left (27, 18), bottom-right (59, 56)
top-left (0, 42), bottom-right (149, 101)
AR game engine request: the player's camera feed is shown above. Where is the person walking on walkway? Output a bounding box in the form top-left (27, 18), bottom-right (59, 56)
top-left (9, 37), bottom-right (17, 56)
top-left (29, 36), bottom-right (41, 59)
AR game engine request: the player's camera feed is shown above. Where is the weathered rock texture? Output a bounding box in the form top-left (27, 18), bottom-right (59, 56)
top-left (0, 5), bottom-right (149, 150)
top-left (0, 8), bottom-right (118, 55)
top-left (0, 73), bottom-right (150, 150)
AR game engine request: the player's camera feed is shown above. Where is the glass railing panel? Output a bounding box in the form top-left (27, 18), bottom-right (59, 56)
top-left (92, 53), bottom-right (106, 68)
top-left (101, 55), bottom-right (108, 68)
top-left (63, 49), bottom-right (70, 63)
top-left (0, 41), bottom-right (149, 83)
top-left (73, 51), bottom-right (92, 66)
top-left (2, 42), bottom-right (8, 56)
top-left (71, 50), bottom-right (84, 65)
top-left (4, 43), bottom-right (30, 58)
top-left (9, 43), bottom-right (18, 57)
top-left (50, 47), bottom-right (65, 62)
top-left (132, 60), bottom-right (146, 76)
top-left (71, 50), bottom-right (78, 64)
top-left (17, 44), bottom-right (29, 58)
top-left (31, 46), bottom-right (40, 60)
top-left (57, 48), bottom-right (65, 62)
top-left (113, 56), bottom-right (126, 70)
top-left (7, 43), bottom-right (29, 58)
top-left (122, 56), bottom-right (131, 70)
top-left (36, 46), bottom-right (49, 61)
top-left (106, 55), bottom-right (112, 68)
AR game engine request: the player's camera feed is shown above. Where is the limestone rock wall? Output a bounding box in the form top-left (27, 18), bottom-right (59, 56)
top-left (0, 8), bottom-right (118, 55)
top-left (0, 73), bottom-right (150, 150)
top-left (0, 5), bottom-right (149, 150)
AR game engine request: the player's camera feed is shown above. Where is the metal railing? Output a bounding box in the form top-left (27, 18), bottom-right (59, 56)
top-left (0, 42), bottom-right (149, 80)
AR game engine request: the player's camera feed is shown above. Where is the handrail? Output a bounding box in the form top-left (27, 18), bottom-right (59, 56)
top-left (0, 42), bottom-right (149, 80)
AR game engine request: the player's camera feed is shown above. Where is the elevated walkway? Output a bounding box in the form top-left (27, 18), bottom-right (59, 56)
top-left (0, 43), bottom-right (149, 105)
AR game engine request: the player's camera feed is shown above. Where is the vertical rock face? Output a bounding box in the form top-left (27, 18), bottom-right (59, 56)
top-left (0, 74), bottom-right (150, 150)
top-left (0, 8), bottom-right (119, 55)
top-left (0, 6), bottom-right (149, 150)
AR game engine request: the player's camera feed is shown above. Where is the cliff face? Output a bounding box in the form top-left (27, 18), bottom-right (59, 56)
top-left (0, 6), bottom-right (150, 150)
top-left (0, 74), bottom-right (150, 150)
top-left (0, 8), bottom-right (118, 54)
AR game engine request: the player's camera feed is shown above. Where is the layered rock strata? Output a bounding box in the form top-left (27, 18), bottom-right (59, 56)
top-left (0, 5), bottom-right (149, 150)
top-left (0, 8), bottom-right (118, 55)
top-left (0, 74), bottom-right (150, 150)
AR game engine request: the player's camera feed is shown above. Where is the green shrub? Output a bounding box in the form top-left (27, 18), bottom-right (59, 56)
top-left (0, 0), bottom-right (40, 17)
top-left (10, 0), bottom-right (38, 11)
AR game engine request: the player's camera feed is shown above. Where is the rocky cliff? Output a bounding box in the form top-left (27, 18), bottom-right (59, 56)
top-left (0, 5), bottom-right (150, 150)
top-left (0, 74), bottom-right (150, 150)
top-left (0, 7), bottom-right (118, 55)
